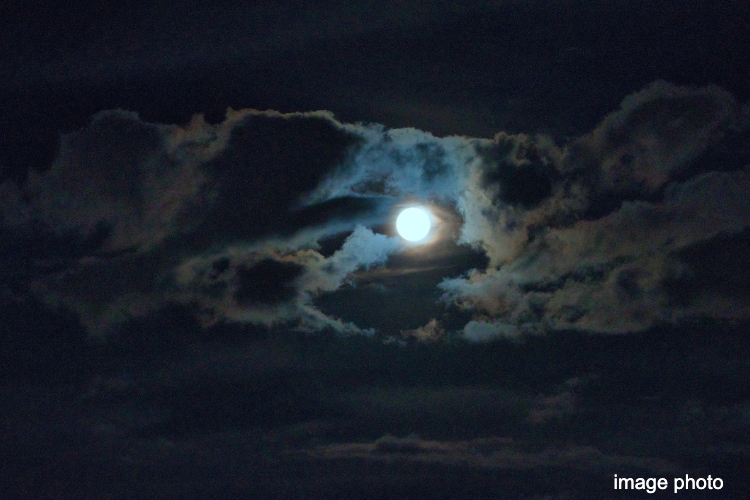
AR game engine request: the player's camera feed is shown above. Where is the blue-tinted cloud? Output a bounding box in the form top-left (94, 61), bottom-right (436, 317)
top-left (1, 82), bottom-right (748, 339)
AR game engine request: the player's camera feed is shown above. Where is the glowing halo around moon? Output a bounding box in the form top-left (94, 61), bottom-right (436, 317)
top-left (396, 207), bottom-right (431, 242)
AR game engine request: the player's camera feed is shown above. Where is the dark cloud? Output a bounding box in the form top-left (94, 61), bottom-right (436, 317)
top-left (290, 195), bottom-right (389, 230)
top-left (478, 133), bottom-right (559, 209)
top-left (302, 434), bottom-right (678, 475)
top-left (3, 313), bottom-right (750, 498)
top-left (566, 81), bottom-right (739, 220)
top-left (527, 377), bottom-right (585, 424)
top-left (106, 304), bottom-right (201, 369)
top-left (664, 229), bottom-right (750, 312)
top-left (0, 220), bottom-right (110, 284)
top-left (234, 259), bottom-right (305, 307)
top-left (188, 112), bottom-right (365, 247)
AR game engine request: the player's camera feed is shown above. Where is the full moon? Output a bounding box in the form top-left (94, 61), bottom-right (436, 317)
top-left (396, 207), bottom-right (431, 242)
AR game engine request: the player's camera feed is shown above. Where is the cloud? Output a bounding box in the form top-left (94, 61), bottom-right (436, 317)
top-left (171, 225), bottom-right (399, 334)
top-left (462, 320), bottom-right (524, 342)
top-left (299, 225), bottom-right (401, 294)
top-left (442, 167), bottom-right (750, 335)
top-left (401, 318), bottom-right (444, 342)
top-left (303, 123), bottom-right (476, 205)
top-left (333, 385), bottom-right (529, 436)
top-left (1, 81), bottom-right (749, 338)
top-left (0, 110), bottom-right (400, 335)
top-left (439, 82), bottom-right (749, 338)
top-left (300, 434), bottom-right (679, 475)
top-left (527, 377), bottom-right (584, 424)
top-left (568, 80), bottom-right (738, 195)
top-left (16, 111), bottom-right (205, 254)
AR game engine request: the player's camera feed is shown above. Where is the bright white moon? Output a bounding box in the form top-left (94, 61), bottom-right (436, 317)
top-left (396, 207), bottom-right (431, 242)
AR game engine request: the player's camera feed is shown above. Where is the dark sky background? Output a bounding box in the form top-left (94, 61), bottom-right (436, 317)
top-left (2, 1), bottom-right (750, 498)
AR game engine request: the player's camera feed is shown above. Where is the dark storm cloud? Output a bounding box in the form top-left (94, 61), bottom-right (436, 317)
top-left (1, 81), bottom-right (748, 339)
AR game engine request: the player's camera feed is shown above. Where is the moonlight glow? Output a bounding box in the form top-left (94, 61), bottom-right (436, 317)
top-left (396, 207), bottom-right (431, 242)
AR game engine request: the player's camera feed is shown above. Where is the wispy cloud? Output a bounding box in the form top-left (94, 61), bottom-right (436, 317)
top-left (300, 434), bottom-right (679, 475)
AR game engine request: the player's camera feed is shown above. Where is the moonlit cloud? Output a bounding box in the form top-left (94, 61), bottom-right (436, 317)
top-left (1, 81), bottom-right (748, 339)
top-left (401, 318), bottom-right (445, 342)
top-left (5, 5), bottom-right (750, 498)
top-left (441, 167), bottom-right (750, 337)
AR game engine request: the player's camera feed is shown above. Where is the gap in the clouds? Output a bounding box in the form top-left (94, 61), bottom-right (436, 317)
top-left (316, 230), bottom-right (355, 258)
top-left (675, 126), bottom-right (750, 182)
top-left (314, 236), bottom-right (488, 336)
top-left (663, 229), bottom-right (750, 307)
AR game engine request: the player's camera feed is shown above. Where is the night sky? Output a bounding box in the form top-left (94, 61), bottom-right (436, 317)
top-left (2, 1), bottom-right (750, 498)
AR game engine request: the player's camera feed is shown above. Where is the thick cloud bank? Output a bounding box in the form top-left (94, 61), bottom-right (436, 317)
top-left (1, 81), bottom-right (748, 339)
